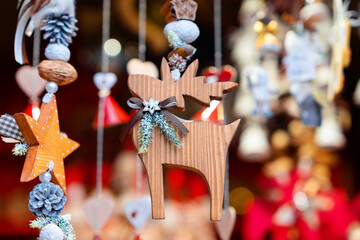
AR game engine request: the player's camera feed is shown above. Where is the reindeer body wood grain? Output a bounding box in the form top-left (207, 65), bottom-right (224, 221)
top-left (127, 58), bottom-right (240, 221)
top-left (132, 120), bottom-right (240, 220)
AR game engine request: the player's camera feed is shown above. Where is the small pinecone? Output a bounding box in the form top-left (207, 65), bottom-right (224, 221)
top-left (28, 182), bottom-right (67, 217)
top-left (171, 0), bottom-right (198, 21)
top-left (41, 13), bottom-right (78, 46)
top-left (168, 54), bottom-right (187, 72)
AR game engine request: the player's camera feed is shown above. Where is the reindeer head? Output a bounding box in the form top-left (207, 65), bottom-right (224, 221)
top-left (128, 58), bottom-right (238, 111)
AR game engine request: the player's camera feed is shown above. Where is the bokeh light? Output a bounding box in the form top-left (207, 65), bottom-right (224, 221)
top-left (104, 38), bottom-right (122, 57)
top-left (229, 187), bottom-right (255, 215)
top-left (32, 107), bottom-right (40, 121)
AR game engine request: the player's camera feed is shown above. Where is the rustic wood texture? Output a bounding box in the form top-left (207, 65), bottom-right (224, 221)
top-left (132, 120), bottom-right (240, 220)
top-left (128, 58), bottom-right (238, 111)
top-left (38, 60), bottom-right (78, 86)
top-left (14, 95), bottom-right (79, 194)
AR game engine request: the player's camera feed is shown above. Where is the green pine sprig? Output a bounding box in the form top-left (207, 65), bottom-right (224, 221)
top-left (138, 113), bottom-right (154, 153)
top-left (137, 112), bottom-right (183, 153)
top-left (12, 142), bottom-right (28, 156)
top-left (153, 112), bottom-right (182, 148)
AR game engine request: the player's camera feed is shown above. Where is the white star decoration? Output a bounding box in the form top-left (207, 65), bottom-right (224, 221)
top-left (142, 98), bottom-right (161, 115)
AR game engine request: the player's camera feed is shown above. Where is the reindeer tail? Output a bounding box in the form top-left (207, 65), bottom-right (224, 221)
top-left (224, 119), bottom-right (241, 147)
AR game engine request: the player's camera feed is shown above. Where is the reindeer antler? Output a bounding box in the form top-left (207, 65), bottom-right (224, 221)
top-left (128, 58), bottom-right (238, 111)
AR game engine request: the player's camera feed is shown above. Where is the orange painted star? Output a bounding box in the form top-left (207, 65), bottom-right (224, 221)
top-left (14, 95), bottom-right (79, 194)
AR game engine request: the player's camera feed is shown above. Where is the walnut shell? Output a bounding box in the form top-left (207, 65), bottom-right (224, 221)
top-left (167, 44), bottom-right (196, 59)
top-left (38, 60), bottom-right (78, 86)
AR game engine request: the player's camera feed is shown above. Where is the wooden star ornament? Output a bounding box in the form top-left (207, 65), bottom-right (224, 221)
top-left (14, 95), bottom-right (79, 194)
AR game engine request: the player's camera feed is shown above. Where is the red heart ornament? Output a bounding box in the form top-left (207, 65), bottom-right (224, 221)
top-left (202, 65), bottom-right (237, 83)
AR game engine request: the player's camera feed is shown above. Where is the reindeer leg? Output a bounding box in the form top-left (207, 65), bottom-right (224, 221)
top-left (142, 157), bottom-right (165, 219)
top-left (208, 172), bottom-right (224, 221)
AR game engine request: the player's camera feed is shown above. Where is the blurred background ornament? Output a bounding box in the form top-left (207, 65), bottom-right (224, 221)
top-left (246, 66), bottom-right (276, 118)
top-left (92, 72), bottom-right (130, 128)
top-left (124, 197), bottom-right (151, 232)
top-left (83, 197), bottom-right (114, 235)
top-left (238, 122), bottom-right (270, 161)
top-left (353, 79), bottom-right (360, 106)
top-left (214, 206), bottom-right (236, 240)
top-left (315, 106), bottom-right (346, 150)
top-left (15, 65), bottom-right (46, 106)
top-left (202, 65), bottom-right (237, 83)
top-left (253, 15), bottom-right (281, 55)
top-left (327, 0), bottom-right (357, 101)
top-left (127, 58), bottom-right (159, 78)
top-left (283, 23), bottom-right (322, 127)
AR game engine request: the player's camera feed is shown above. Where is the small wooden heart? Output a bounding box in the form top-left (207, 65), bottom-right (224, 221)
top-left (93, 72), bottom-right (117, 91)
top-left (124, 197), bottom-right (152, 231)
top-left (15, 65), bottom-right (47, 99)
top-left (214, 207), bottom-right (236, 240)
top-left (127, 58), bottom-right (159, 78)
top-left (83, 197), bottom-right (113, 232)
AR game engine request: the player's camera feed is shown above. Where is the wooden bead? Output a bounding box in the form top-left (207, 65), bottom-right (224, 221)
top-left (38, 60), bottom-right (78, 86)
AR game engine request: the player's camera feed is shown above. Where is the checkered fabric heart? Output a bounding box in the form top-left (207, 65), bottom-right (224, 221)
top-left (0, 114), bottom-right (25, 142)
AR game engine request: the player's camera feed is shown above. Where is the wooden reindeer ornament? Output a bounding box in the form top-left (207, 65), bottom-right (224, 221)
top-left (125, 58), bottom-right (240, 221)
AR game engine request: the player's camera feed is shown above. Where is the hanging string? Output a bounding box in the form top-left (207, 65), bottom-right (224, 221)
top-left (138, 0), bottom-right (147, 62)
top-left (96, 96), bottom-right (105, 197)
top-left (31, 28), bottom-right (41, 103)
top-left (214, 0), bottom-right (229, 209)
top-left (136, 156), bottom-right (143, 198)
top-left (96, 0), bottom-right (111, 198)
top-left (133, 0), bottom-right (147, 199)
top-left (101, 0), bottom-right (111, 73)
top-left (214, 0), bottom-right (222, 70)
top-left (32, 28), bottom-right (40, 67)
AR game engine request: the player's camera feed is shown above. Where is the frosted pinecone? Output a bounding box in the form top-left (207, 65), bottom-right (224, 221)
top-left (41, 13), bottom-right (78, 46)
top-left (168, 54), bottom-right (187, 72)
top-left (29, 182), bottom-right (67, 217)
